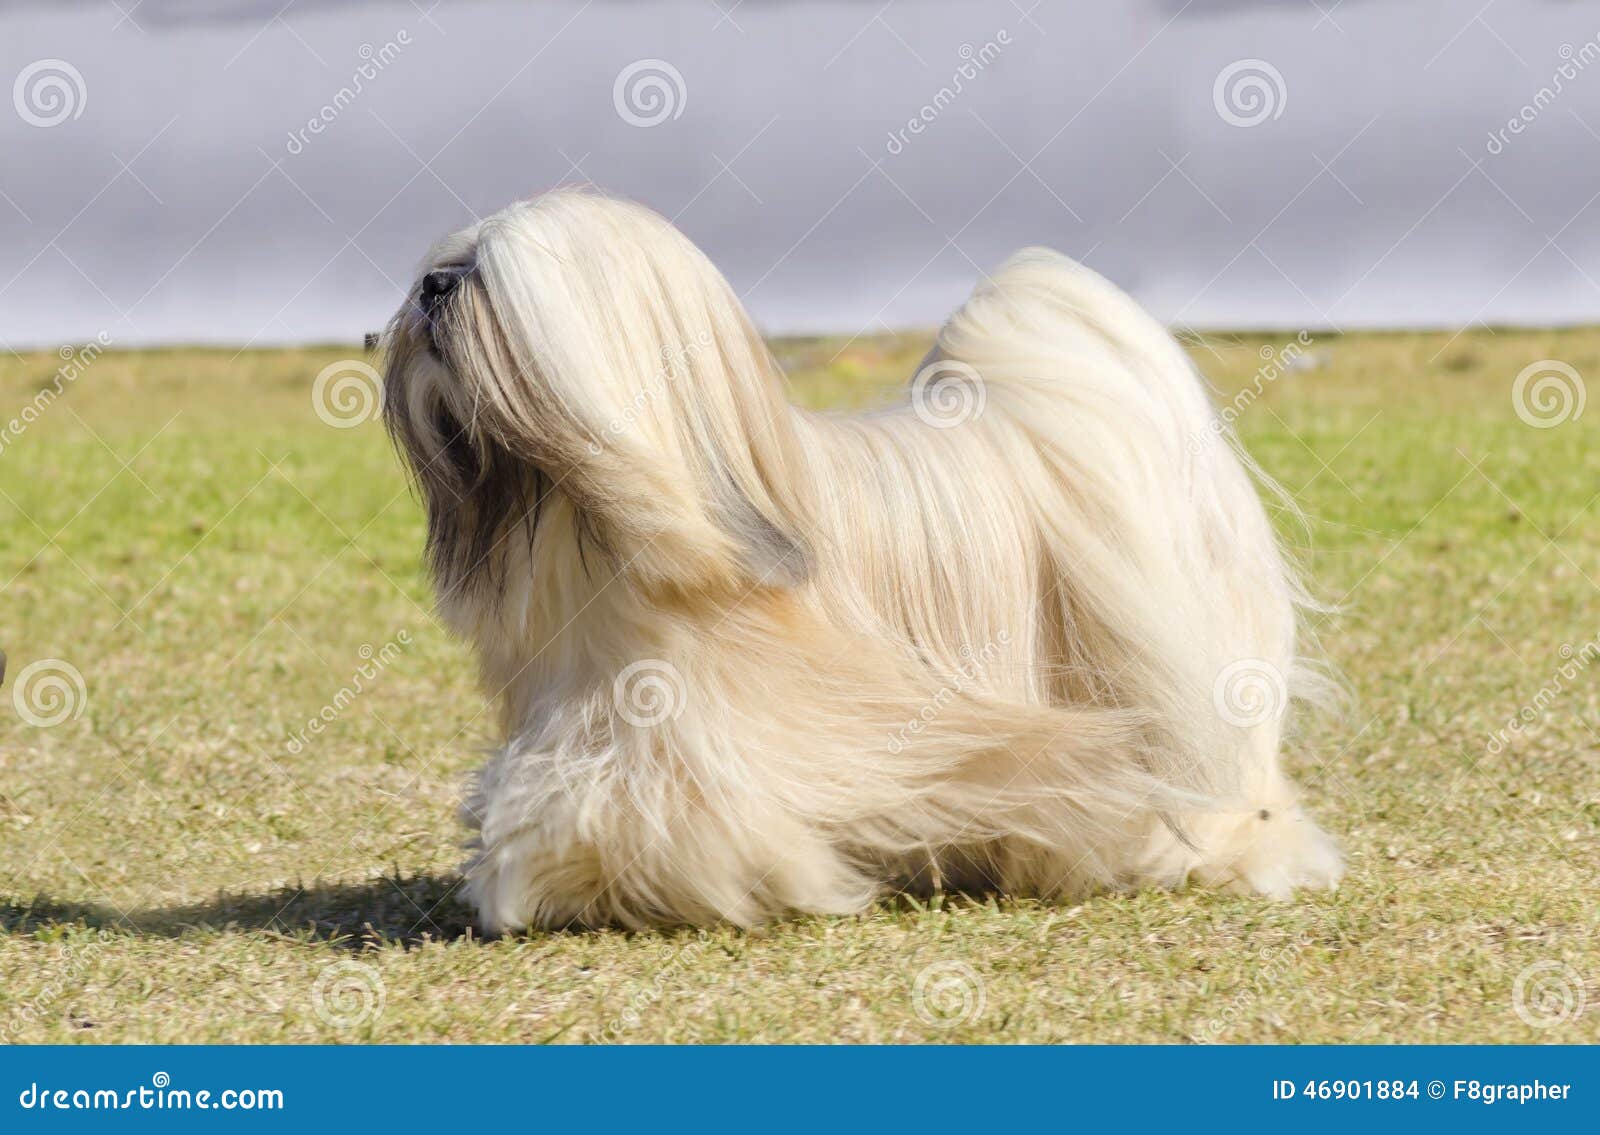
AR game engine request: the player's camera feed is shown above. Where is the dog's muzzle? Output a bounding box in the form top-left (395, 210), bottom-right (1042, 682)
top-left (419, 267), bottom-right (466, 347)
top-left (420, 268), bottom-right (462, 313)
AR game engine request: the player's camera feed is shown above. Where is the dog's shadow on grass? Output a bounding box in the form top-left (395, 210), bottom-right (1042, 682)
top-left (6, 872), bottom-right (1019, 950)
top-left (1, 872), bottom-right (480, 951)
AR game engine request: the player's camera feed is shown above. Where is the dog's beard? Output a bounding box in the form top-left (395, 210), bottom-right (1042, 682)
top-left (426, 402), bottom-right (550, 602)
top-left (383, 307), bottom-right (554, 604)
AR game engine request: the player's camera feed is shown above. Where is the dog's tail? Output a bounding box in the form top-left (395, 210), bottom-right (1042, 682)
top-left (931, 249), bottom-right (1318, 808)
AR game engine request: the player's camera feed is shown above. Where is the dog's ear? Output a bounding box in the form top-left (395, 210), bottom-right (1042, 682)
top-left (452, 194), bottom-right (814, 596)
top-left (707, 457), bottom-right (810, 589)
top-left (583, 317), bottom-right (813, 595)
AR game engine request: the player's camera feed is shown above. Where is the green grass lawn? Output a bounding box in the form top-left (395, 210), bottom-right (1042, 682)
top-left (1, 328), bottom-right (1596, 1043)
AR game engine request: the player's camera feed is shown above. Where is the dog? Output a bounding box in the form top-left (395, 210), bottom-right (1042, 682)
top-left (381, 189), bottom-right (1343, 932)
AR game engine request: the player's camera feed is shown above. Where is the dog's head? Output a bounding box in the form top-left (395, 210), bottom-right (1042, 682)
top-left (382, 191), bottom-right (810, 607)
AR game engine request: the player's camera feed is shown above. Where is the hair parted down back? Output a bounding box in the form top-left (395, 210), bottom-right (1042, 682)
top-left (381, 189), bottom-right (1343, 932)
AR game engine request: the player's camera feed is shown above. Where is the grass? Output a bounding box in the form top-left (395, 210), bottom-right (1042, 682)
top-left (0, 327), bottom-right (1597, 1043)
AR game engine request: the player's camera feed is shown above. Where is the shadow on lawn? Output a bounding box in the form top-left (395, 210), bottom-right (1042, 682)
top-left (0, 871), bottom-right (479, 950)
top-left (4, 872), bottom-right (1013, 949)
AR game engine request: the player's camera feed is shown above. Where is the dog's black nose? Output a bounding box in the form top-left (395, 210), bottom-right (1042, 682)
top-left (420, 269), bottom-right (461, 313)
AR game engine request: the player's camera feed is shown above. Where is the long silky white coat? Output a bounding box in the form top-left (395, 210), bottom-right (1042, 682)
top-left (382, 191), bottom-right (1342, 932)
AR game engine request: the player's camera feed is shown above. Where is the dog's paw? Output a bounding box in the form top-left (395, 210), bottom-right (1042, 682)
top-left (1207, 807), bottom-right (1344, 900)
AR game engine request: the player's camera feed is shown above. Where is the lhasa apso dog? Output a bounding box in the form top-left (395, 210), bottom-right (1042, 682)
top-left (382, 190), bottom-right (1342, 933)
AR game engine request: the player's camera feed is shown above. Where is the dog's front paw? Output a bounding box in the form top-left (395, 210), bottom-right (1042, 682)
top-left (1204, 806), bottom-right (1344, 900)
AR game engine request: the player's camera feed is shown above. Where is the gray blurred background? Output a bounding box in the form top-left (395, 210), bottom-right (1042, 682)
top-left (0, 0), bottom-right (1594, 348)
